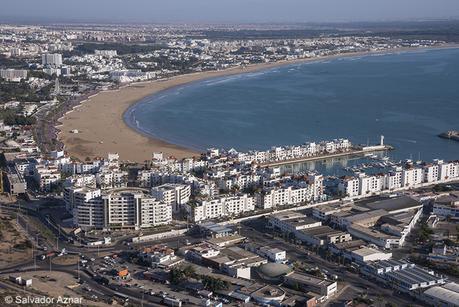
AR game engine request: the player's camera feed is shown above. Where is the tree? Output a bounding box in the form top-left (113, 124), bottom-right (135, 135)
top-left (200, 275), bottom-right (229, 292)
top-left (170, 267), bottom-right (185, 284)
top-left (169, 265), bottom-right (197, 284)
top-left (182, 265), bottom-right (196, 279)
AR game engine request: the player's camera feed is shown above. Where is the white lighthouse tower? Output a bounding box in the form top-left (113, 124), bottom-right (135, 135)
top-left (380, 135), bottom-right (385, 146)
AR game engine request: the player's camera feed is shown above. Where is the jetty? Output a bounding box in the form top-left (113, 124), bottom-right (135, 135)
top-left (439, 130), bottom-right (459, 142)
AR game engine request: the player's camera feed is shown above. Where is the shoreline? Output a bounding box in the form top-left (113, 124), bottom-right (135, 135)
top-left (57, 44), bottom-right (459, 163)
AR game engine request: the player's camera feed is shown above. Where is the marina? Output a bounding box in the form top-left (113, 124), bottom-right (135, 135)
top-left (259, 144), bottom-right (392, 167)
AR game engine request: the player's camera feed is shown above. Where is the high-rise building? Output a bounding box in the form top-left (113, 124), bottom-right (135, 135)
top-left (151, 183), bottom-right (191, 213)
top-left (41, 53), bottom-right (63, 67)
top-left (71, 188), bottom-right (172, 230)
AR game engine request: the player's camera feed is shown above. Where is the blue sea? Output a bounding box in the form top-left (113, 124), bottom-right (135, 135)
top-left (125, 48), bottom-right (459, 175)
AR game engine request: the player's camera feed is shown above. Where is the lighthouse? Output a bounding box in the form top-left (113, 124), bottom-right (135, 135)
top-left (380, 135), bottom-right (384, 146)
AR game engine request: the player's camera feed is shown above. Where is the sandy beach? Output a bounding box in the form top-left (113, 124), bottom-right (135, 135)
top-left (57, 45), bottom-right (458, 163)
top-left (58, 57), bottom-right (328, 162)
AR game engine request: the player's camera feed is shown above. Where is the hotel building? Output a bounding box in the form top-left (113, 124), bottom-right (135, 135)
top-left (71, 188), bottom-right (172, 230)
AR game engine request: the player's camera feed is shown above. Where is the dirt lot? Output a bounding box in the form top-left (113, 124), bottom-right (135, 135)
top-left (2, 270), bottom-right (111, 307)
top-left (0, 215), bottom-right (33, 268)
top-left (52, 254), bottom-right (79, 266)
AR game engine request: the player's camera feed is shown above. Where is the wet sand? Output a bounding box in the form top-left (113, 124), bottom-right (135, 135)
top-left (57, 45), bottom-right (457, 163)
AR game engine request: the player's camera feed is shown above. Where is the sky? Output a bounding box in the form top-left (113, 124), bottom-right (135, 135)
top-left (1, 0), bottom-right (459, 24)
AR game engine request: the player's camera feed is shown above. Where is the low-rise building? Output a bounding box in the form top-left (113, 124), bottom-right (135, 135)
top-left (422, 282), bottom-right (459, 307)
top-left (349, 247), bottom-right (392, 264)
top-left (361, 260), bottom-right (445, 293)
top-left (4, 167), bottom-right (27, 195)
top-left (284, 271), bottom-right (337, 301)
top-left (203, 246), bottom-right (267, 280)
top-left (244, 243), bottom-right (287, 263)
top-left (268, 212), bottom-right (322, 234)
top-left (139, 244), bottom-right (182, 269)
top-left (433, 192), bottom-right (459, 220)
top-left (347, 223), bottom-right (400, 249)
top-left (296, 225), bottom-right (352, 246)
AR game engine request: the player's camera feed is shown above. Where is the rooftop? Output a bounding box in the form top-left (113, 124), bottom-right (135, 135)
top-left (299, 225), bottom-right (346, 238)
top-left (385, 267), bottom-right (442, 285)
top-left (424, 283), bottom-right (459, 306)
top-left (270, 211), bottom-right (307, 222)
top-left (331, 239), bottom-right (366, 251)
top-left (363, 196), bottom-right (422, 213)
top-left (352, 247), bottom-right (390, 258)
top-left (257, 263), bottom-right (292, 279)
top-left (435, 191), bottom-right (459, 207)
top-left (284, 271), bottom-right (335, 287)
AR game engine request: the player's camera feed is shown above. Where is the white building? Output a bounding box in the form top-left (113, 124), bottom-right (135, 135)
top-left (151, 183), bottom-right (191, 213)
top-left (257, 246), bottom-right (287, 263)
top-left (73, 188), bottom-right (172, 230)
top-left (110, 70), bottom-right (155, 82)
top-left (424, 163), bottom-right (440, 183)
top-left (359, 173), bottom-right (384, 196)
top-left (95, 169), bottom-right (128, 189)
top-left (384, 171), bottom-right (403, 190)
top-left (0, 69), bottom-right (28, 82)
top-left (187, 194), bottom-right (255, 222)
top-left (95, 50), bottom-right (118, 57)
top-left (64, 187), bottom-right (101, 211)
top-left (338, 176), bottom-right (360, 197)
top-left (32, 164), bottom-right (61, 191)
top-left (257, 175), bottom-right (323, 209)
top-left (350, 247), bottom-right (392, 264)
top-left (42, 53), bottom-right (63, 66)
top-left (433, 192), bottom-right (459, 220)
top-left (401, 167), bottom-right (423, 187)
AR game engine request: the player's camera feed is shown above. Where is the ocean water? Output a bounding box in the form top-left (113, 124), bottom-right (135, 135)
top-left (125, 48), bottom-right (459, 173)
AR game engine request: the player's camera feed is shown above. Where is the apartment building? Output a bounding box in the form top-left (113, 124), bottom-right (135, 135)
top-left (338, 176), bottom-right (360, 197)
top-left (95, 169), bottom-right (128, 189)
top-left (186, 194), bottom-right (255, 222)
top-left (72, 188), bottom-right (172, 230)
top-left (32, 164), bottom-right (61, 191)
top-left (151, 183), bottom-right (191, 213)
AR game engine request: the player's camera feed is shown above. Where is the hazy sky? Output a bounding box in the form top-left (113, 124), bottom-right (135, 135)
top-left (1, 0), bottom-right (459, 23)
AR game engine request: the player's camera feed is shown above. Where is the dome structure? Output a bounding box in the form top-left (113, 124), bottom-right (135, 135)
top-left (257, 263), bottom-right (292, 282)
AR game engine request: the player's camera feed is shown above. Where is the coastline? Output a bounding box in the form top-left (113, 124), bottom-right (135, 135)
top-left (56, 44), bottom-right (459, 163)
